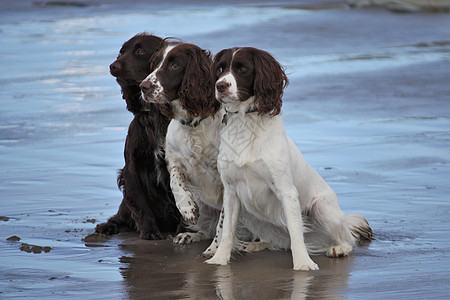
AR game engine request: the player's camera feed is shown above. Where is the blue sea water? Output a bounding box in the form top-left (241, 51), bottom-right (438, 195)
top-left (0, 1), bottom-right (449, 298)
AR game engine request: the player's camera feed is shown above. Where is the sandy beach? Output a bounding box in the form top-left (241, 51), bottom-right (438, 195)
top-left (0, 1), bottom-right (449, 299)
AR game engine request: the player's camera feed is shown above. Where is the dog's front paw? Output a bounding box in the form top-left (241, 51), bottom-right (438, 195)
top-left (205, 255), bottom-right (229, 266)
top-left (95, 221), bottom-right (119, 235)
top-left (201, 247), bottom-right (216, 258)
top-left (173, 233), bottom-right (195, 245)
top-left (173, 232), bottom-right (205, 245)
top-left (293, 259), bottom-right (319, 271)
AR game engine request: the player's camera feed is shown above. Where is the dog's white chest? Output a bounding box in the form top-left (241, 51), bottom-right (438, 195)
top-left (220, 156), bottom-right (286, 226)
top-left (218, 114), bottom-right (259, 167)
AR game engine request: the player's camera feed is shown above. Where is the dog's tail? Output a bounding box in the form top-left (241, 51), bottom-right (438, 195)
top-left (346, 214), bottom-right (374, 241)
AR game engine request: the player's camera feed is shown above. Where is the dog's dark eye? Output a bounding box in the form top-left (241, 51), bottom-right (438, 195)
top-left (135, 48), bottom-right (145, 55)
top-left (169, 62), bottom-right (179, 70)
top-left (238, 66), bottom-right (248, 73)
top-left (216, 66), bottom-right (223, 75)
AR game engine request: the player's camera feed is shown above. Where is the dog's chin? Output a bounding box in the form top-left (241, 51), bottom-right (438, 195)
top-left (140, 91), bottom-right (153, 103)
top-left (141, 91), bottom-right (167, 105)
top-left (216, 91), bottom-right (239, 104)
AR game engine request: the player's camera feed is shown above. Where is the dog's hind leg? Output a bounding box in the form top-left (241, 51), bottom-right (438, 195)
top-left (310, 194), bottom-right (358, 258)
top-left (202, 208), bottom-right (268, 258)
top-left (95, 201), bottom-right (135, 235)
top-left (235, 239), bottom-right (270, 253)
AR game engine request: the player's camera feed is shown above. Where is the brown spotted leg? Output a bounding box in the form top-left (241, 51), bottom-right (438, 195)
top-left (169, 164), bottom-right (199, 224)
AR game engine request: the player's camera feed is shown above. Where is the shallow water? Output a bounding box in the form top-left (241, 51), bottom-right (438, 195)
top-left (1, 1), bottom-right (449, 299)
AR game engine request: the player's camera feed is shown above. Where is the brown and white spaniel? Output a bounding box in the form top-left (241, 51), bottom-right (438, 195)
top-left (206, 47), bottom-right (373, 270)
top-left (140, 42), bottom-right (267, 256)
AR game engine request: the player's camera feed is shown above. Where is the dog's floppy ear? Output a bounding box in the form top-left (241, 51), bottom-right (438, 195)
top-left (251, 48), bottom-right (288, 116)
top-left (178, 45), bottom-right (219, 118)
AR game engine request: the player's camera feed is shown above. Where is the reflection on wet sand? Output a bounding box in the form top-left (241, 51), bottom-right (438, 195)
top-left (115, 234), bottom-right (353, 299)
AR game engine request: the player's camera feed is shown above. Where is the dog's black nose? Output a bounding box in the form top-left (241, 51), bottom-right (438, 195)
top-left (216, 81), bottom-right (230, 93)
top-left (109, 62), bottom-right (121, 75)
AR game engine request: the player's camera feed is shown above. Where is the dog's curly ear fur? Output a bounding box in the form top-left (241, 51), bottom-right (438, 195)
top-left (251, 48), bottom-right (288, 116)
top-left (178, 45), bottom-right (220, 118)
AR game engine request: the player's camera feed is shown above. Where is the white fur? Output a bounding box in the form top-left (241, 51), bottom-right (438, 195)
top-left (207, 72), bottom-right (371, 270)
top-left (165, 101), bottom-right (225, 243)
top-left (140, 43), bottom-right (225, 243)
top-left (143, 44), bottom-right (268, 255)
top-left (215, 72), bottom-right (238, 103)
top-left (166, 101), bottom-right (268, 256)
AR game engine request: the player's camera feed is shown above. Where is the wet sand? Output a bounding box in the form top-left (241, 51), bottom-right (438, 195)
top-left (1, 1), bottom-right (449, 299)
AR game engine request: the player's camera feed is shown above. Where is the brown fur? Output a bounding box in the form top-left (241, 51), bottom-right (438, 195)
top-left (95, 33), bottom-right (181, 239)
top-left (141, 42), bottom-right (220, 120)
top-left (213, 47), bottom-right (288, 116)
top-left (247, 47), bottom-right (289, 116)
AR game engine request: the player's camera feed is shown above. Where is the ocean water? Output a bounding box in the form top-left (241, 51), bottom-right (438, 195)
top-left (0, 1), bottom-right (449, 298)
